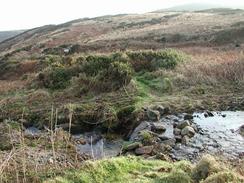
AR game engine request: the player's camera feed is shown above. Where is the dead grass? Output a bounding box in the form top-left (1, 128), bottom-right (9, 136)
top-left (0, 80), bottom-right (27, 95)
top-left (175, 49), bottom-right (244, 86)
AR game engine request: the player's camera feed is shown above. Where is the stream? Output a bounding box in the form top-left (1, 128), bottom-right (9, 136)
top-left (172, 111), bottom-right (244, 161)
top-left (25, 111), bottom-right (244, 161)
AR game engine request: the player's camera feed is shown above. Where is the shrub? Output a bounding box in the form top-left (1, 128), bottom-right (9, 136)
top-left (38, 67), bottom-right (72, 90)
top-left (98, 61), bottom-right (133, 90)
top-left (82, 55), bottom-right (114, 76)
top-left (126, 49), bottom-right (186, 72)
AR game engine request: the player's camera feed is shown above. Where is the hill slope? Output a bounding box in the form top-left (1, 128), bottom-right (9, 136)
top-left (0, 9), bottom-right (244, 58)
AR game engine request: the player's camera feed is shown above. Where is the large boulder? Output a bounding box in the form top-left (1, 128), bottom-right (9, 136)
top-left (181, 126), bottom-right (195, 137)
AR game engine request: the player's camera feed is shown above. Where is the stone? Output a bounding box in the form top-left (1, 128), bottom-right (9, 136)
top-left (135, 145), bottom-right (154, 155)
top-left (158, 135), bottom-right (170, 141)
top-left (152, 105), bottom-right (170, 116)
top-left (182, 135), bottom-right (190, 145)
top-left (161, 138), bottom-right (176, 147)
top-left (184, 114), bottom-right (193, 120)
top-left (173, 128), bottom-right (181, 136)
top-left (151, 123), bottom-right (166, 133)
top-left (239, 125), bottom-right (244, 136)
top-left (147, 109), bottom-right (160, 121)
top-left (204, 111), bottom-right (214, 117)
top-left (191, 124), bottom-right (199, 133)
top-left (181, 126), bottom-right (195, 137)
top-left (153, 143), bottom-right (168, 154)
top-left (175, 135), bottom-right (182, 143)
top-left (130, 122), bottom-right (151, 141)
top-left (24, 127), bottom-right (41, 139)
top-left (124, 142), bottom-right (142, 151)
top-left (177, 120), bottom-right (191, 129)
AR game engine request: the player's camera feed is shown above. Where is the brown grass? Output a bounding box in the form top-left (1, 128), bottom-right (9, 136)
top-left (0, 80), bottom-right (27, 95)
top-left (175, 49), bottom-right (244, 86)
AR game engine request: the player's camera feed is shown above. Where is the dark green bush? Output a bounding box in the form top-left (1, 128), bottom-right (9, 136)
top-left (98, 61), bottom-right (133, 90)
top-left (82, 55), bottom-right (114, 76)
top-left (38, 67), bottom-right (72, 90)
top-left (126, 49), bottom-right (186, 72)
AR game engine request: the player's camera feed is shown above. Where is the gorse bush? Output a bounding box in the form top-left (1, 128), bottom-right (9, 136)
top-left (36, 49), bottom-right (185, 91)
top-left (126, 49), bottom-right (186, 72)
top-left (38, 67), bottom-right (73, 90)
top-left (98, 61), bottom-right (133, 90)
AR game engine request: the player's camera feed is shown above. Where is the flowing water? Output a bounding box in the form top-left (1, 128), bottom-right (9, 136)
top-left (172, 111), bottom-right (244, 161)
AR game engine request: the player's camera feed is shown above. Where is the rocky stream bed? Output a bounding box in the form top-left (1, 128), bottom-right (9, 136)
top-left (23, 109), bottom-right (244, 163)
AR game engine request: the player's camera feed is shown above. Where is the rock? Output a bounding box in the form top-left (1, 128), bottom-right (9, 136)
top-left (161, 138), bottom-right (176, 147)
top-left (153, 143), bottom-right (169, 154)
top-left (191, 124), bottom-right (199, 133)
top-left (152, 105), bottom-right (166, 116)
top-left (182, 135), bottom-right (190, 145)
top-left (175, 135), bottom-right (182, 143)
top-left (147, 109), bottom-right (160, 121)
top-left (124, 142), bottom-right (142, 151)
top-left (48, 158), bottom-right (54, 164)
top-left (177, 120), bottom-right (191, 129)
top-left (221, 114), bottom-right (227, 118)
top-left (156, 153), bottom-right (171, 161)
top-left (24, 127), bottom-right (41, 139)
top-left (163, 107), bottom-right (170, 114)
top-left (135, 145), bottom-right (154, 155)
top-left (239, 125), bottom-right (244, 136)
top-left (181, 126), bottom-right (195, 137)
top-left (173, 128), bottom-right (181, 136)
top-left (184, 114), bottom-right (194, 120)
top-left (158, 135), bottom-right (170, 141)
top-left (204, 111), bottom-right (214, 117)
top-left (151, 123), bottom-right (166, 133)
top-left (130, 122), bottom-right (151, 141)
top-left (75, 138), bottom-right (86, 145)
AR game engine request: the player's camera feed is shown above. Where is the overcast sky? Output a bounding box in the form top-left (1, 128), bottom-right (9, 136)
top-left (1, 0), bottom-right (244, 31)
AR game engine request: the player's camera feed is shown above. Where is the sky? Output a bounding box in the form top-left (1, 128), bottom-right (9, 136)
top-left (1, 0), bottom-right (244, 31)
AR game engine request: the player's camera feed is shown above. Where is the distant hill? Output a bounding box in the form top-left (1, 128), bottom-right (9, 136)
top-left (155, 3), bottom-right (227, 12)
top-left (0, 30), bottom-right (25, 43)
top-left (0, 8), bottom-right (244, 57)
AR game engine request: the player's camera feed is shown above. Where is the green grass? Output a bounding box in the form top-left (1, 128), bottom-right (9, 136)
top-left (45, 156), bottom-right (244, 183)
top-left (45, 156), bottom-right (192, 183)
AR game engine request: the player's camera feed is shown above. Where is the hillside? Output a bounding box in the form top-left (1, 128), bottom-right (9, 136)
top-left (0, 8), bottom-right (244, 58)
top-left (0, 30), bottom-right (25, 43)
